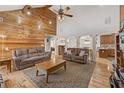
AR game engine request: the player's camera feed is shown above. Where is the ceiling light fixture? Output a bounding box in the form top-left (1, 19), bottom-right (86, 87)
top-left (22, 5), bottom-right (32, 16)
top-left (27, 11), bottom-right (32, 16)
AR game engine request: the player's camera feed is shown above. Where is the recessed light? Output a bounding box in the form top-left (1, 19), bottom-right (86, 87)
top-left (27, 11), bottom-right (32, 16)
top-left (38, 25), bottom-right (41, 30)
top-left (49, 21), bottom-right (52, 25)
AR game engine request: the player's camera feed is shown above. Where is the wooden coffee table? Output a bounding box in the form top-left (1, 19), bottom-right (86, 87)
top-left (35, 59), bottom-right (66, 83)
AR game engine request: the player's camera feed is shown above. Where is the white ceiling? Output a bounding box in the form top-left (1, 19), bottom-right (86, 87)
top-left (0, 5), bottom-right (72, 12)
top-left (57, 5), bottom-right (120, 37)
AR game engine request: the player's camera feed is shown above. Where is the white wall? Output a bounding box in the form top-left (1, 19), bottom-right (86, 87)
top-left (57, 5), bottom-right (120, 37)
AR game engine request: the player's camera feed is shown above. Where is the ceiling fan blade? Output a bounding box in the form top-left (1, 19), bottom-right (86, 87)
top-left (63, 7), bottom-right (70, 13)
top-left (65, 7), bottom-right (70, 10)
top-left (49, 8), bottom-right (58, 14)
top-left (63, 14), bottom-right (73, 17)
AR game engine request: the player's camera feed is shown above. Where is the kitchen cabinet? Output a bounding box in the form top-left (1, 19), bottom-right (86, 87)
top-left (99, 49), bottom-right (108, 58)
top-left (100, 34), bottom-right (115, 44)
top-left (99, 49), bottom-right (115, 58)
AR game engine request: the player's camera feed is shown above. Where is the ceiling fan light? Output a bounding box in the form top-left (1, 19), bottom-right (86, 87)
top-left (58, 16), bottom-right (61, 20)
top-left (58, 15), bottom-right (64, 22)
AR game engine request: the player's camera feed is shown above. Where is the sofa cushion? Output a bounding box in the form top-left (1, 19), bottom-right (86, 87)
top-left (72, 55), bottom-right (83, 60)
top-left (16, 48), bottom-right (28, 56)
top-left (28, 48), bottom-right (37, 54)
top-left (21, 56), bottom-right (43, 65)
top-left (28, 53), bottom-right (39, 58)
top-left (38, 53), bottom-right (45, 56)
top-left (15, 49), bottom-right (22, 56)
top-left (21, 49), bottom-right (28, 55)
top-left (79, 50), bottom-right (85, 56)
top-left (44, 52), bottom-right (51, 56)
top-left (67, 50), bottom-right (71, 55)
top-left (20, 55), bottom-right (29, 61)
top-left (37, 47), bottom-right (45, 53)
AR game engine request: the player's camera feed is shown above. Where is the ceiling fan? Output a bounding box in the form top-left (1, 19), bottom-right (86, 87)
top-left (22, 5), bottom-right (73, 21)
top-left (50, 5), bottom-right (73, 21)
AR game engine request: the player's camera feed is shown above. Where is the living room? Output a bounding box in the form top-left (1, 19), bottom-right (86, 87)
top-left (0, 2), bottom-right (124, 91)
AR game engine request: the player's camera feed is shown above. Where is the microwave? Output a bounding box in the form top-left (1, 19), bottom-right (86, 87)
top-left (120, 32), bottom-right (124, 52)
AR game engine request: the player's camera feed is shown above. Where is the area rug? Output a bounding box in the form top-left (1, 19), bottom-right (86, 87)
top-left (22, 61), bottom-right (95, 88)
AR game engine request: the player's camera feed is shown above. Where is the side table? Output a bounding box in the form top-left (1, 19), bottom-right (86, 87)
top-left (0, 58), bottom-right (11, 72)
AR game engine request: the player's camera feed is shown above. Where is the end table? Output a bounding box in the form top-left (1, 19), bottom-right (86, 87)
top-left (0, 58), bottom-right (11, 72)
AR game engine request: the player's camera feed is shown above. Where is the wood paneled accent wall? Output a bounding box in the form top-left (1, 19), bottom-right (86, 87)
top-left (120, 5), bottom-right (124, 21)
top-left (0, 7), bottom-right (56, 58)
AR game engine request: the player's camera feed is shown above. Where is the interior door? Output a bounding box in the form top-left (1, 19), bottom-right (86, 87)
top-left (58, 45), bottom-right (65, 55)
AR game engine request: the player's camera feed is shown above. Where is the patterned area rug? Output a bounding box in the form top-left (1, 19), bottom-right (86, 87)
top-left (22, 61), bottom-right (95, 88)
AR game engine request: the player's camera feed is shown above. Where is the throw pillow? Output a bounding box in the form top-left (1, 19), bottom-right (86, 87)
top-left (79, 50), bottom-right (85, 56)
top-left (67, 50), bottom-right (71, 55)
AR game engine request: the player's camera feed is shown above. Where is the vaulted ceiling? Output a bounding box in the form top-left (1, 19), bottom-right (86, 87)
top-left (0, 5), bottom-right (120, 37)
top-left (57, 5), bottom-right (120, 37)
top-left (0, 5), bottom-right (44, 11)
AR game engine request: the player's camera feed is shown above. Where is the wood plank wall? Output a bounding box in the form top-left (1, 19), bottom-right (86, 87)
top-left (120, 5), bottom-right (124, 21)
top-left (0, 7), bottom-right (56, 58)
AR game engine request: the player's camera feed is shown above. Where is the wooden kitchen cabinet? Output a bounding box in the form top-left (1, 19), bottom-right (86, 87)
top-left (108, 49), bottom-right (115, 57)
top-left (100, 34), bottom-right (115, 44)
top-left (99, 49), bottom-right (108, 58)
top-left (99, 49), bottom-right (115, 58)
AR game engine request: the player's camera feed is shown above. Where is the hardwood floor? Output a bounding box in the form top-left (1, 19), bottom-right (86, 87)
top-left (0, 66), bottom-right (37, 88)
top-left (0, 56), bottom-right (113, 88)
top-left (88, 58), bottom-right (112, 88)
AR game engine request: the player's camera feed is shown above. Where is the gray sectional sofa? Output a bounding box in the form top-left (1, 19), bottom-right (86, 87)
top-left (12, 47), bottom-right (51, 70)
